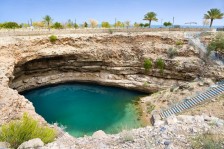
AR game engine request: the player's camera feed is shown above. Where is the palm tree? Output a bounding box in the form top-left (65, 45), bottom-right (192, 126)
top-left (43, 15), bottom-right (52, 31)
top-left (143, 12), bottom-right (158, 28)
top-left (204, 8), bottom-right (223, 28)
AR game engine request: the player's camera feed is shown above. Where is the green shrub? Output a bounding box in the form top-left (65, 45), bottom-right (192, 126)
top-left (66, 19), bottom-right (73, 28)
top-left (175, 40), bottom-right (184, 46)
top-left (52, 22), bottom-right (63, 29)
top-left (144, 23), bottom-right (149, 28)
top-left (2, 22), bottom-right (20, 29)
top-left (114, 21), bottom-right (124, 28)
top-left (156, 58), bottom-right (165, 74)
top-left (139, 23), bottom-right (144, 28)
top-left (0, 113), bottom-right (56, 149)
top-left (144, 58), bottom-right (153, 72)
top-left (163, 22), bottom-right (172, 27)
top-left (134, 22), bottom-right (140, 28)
top-left (167, 48), bottom-right (177, 58)
top-left (83, 22), bottom-right (88, 28)
top-left (49, 35), bottom-right (57, 43)
top-left (108, 29), bottom-right (113, 34)
top-left (207, 32), bottom-right (224, 54)
top-left (74, 23), bottom-right (79, 29)
top-left (191, 133), bottom-right (224, 149)
top-left (102, 22), bottom-right (111, 28)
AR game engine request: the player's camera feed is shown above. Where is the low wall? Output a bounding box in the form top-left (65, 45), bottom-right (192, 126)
top-left (0, 28), bottom-right (211, 36)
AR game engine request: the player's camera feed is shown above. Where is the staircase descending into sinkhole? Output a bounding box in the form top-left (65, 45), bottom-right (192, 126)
top-left (160, 81), bottom-right (224, 119)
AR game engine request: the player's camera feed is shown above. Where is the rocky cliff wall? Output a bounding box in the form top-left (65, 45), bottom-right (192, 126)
top-left (7, 33), bottom-right (208, 93)
top-left (0, 32), bottom-right (223, 125)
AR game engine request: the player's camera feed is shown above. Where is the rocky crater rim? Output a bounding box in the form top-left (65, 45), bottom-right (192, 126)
top-left (6, 33), bottom-right (223, 99)
top-left (7, 33), bottom-right (194, 94)
top-left (0, 32), bottom-right (223, 136)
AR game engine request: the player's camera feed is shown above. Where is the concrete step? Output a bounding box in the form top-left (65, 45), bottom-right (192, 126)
top-left (195, 96), bottom-right (204, 102)
top-left (174, 106), bottom-right (182, 113)
top-left (182, 102), bottom-right (191, 108)
top-left (193, 97), bottom-right (201, 104)
top-left (209, 88), bottom-right (221, 94)
top-left (169, 109), bottom-right (176, 115)
top-left (166, 111), bottom-right (171, 116)
top-left (198, 93), bottom-right (209, 100)
top-left (173, 107), bottom-right (180, 113)
top-left (201, 91), bottom-right (215, 98)
top-left (186, 100), bottom-right (194, 107)
top-left (179, 104), bottom-right (187, 110)
top-left (185, 101), bottom-right (193, 107)
top-left (167, 109), bottom-right (173, 115)
top-left (214, 86), bottom-right (224, 93)
top-left (204, 91), bottom-right (217, 98)
top-left (190, 98), bottom-right (198, 105)
top-left (177, 105), bottom-right (185, 111)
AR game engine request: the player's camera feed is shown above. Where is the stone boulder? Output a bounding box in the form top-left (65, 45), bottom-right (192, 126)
top-left (92, 130), bottom-right (107, 139)
top-left (166, 115), bottom-right (178, 125)
top-left (0, 142), bottom-right (10, 148)
top-left (18, 138), bottom-right (44, 149)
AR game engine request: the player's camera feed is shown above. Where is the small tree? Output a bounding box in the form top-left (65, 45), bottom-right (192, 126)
top-left (204, 8), bottom-right (224, 28)
top-left (114, 21), bottom-right (124, 28)
top-left (124, 21), bottom-right (130, 29)
top-left (89, 19), bottom-right (98, 28)
top-left (20, 23), bottom-right (29, 28)
top-left (43, 15), bottom-right (53, 31)
top-left (66, 19), bottom-right (73, 28)
top-left (139, 23), bottom-right (144, 28)
top-left (2, 22), bottom-right (20, 29)
top-left (102, 22), bottom-right (111, 28)
top-left (143, 12), bottom-right (158, 28)
top-left (33, 22), bottom-right (45, 28)
top-left (134, 22), bottom-right (140, 28)
top-left (163, 22), bottom-right (172, 27)
top-left (144, 23), bottom-right (149, 28)
top-left (83, 22), bottom-right (88, 28)
top-left (74, 23), bottom-right (79, 29)
top-left (52, 22), bottom-right (63, 29)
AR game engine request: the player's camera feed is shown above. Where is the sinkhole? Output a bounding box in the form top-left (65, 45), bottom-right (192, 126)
top-left (22, 83), bottom-right (147, 137)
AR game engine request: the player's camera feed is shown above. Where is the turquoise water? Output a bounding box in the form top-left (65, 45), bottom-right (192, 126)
top-left (23, 83), bottom-right (146, 137)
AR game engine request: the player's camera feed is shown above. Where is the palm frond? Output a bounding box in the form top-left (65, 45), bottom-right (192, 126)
top-left (204, 8), bottom-right (223, 20)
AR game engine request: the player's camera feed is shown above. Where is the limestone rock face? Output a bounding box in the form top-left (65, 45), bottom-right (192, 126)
top-left (18, 138), bottom-right (44, 149)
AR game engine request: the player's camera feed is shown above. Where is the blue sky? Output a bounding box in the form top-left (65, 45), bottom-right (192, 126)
top-left (0, 0), bottom-right (224, 26)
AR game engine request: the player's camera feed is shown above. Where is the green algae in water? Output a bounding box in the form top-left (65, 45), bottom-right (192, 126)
top-left (23, 83), bottom-right (146, 137)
